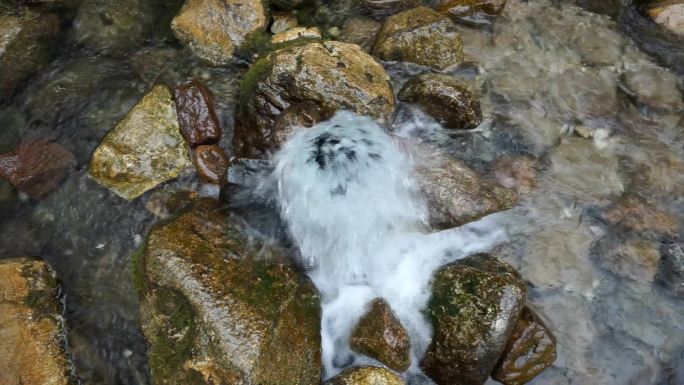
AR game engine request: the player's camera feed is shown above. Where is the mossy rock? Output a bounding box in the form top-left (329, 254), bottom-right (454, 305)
top-left (421, 253), bottom-right (527, 385)
top-left (138, 198), bottom-right (322, 385)
top-left (324, 366), bottom-right (406, 385)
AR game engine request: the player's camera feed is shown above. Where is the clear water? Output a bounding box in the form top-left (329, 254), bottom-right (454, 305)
top-left (1, 0), bottom-right (683, 384)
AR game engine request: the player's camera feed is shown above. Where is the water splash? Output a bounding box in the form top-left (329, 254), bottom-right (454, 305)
top-left (270, 111), bottom-right (508, 379)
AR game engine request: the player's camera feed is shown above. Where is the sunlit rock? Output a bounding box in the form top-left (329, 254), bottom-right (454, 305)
top-left (137, 198), bottom-right (322, 385)
top-left (350, 298), bottom-right (411, 372)
top-left (0, 257), bottom-right (72, 385)
top-left (234, 41), bottom-right (394, 157)
top-left (372, 7), bottom-right (463, 70)
top-left (421, 253), bottom-right (527, 385)
top-left (398, 73), bottom-right (482, 129)
top-left (647, 1), bottom-right (684, 36)
top-left (89, 84), bottom-right (192, 200)
top-left (324, 366), bottom-right (405, 385)
top-left (271, 26), bottom-right (322, 44)
top-left (0, 11), bottom-right (59, 99)
top-left (171, 0), bottom-right (267, 65)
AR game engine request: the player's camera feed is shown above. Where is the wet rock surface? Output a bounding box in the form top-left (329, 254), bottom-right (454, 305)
top-left (421, 253), bottom-right (527, 385)
top-left (0, 257), bottom-right (73, 385)
top-left (598, 239), bottom-right (662, 285)
top-left (399, 73), bottom-right (482, 129)
top-left (324, 366), bottom-right (405, 385)
top-left (361, 0), bottom-right (419, 20)
top-left (234, 40), bottom-right (394, 157)
top-left (601, 195), bottom-right (676, 236)
top-left (89, 84), bottom-right (192, 200)
top-left (174, 80), bottom-right (222, 147)
top-left (192, 144), bottom-right (229, 185)
top-left (646, 1), bottom-right (684, 36)
top-left (171, 0), bottom-right (267, 64)
top-left (350, 298), bottom-right (411, 372)
top-left (0, 140), bottom-right (76, 198)
top-left (437, 0), bottom-right (508, 21)
top-left (490, 156), bottom-right (537, 195)
top-left (657, 241), bottom-right (684, 297)
top-left (0, 11), bottom-right (59, 100)
top-left (340, 17), bottom-right (382, 52)
top-left (138, 199), bottom-right (321, 385)
top-left (372, 7), bottom-right (464, 70)
top-left (492, 307), bottom-right (557, 385)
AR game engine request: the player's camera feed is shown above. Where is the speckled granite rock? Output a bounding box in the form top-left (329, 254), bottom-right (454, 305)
top-left (324, 366), bottom-right (405, 385)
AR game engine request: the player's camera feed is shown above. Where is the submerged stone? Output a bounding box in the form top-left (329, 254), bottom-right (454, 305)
top-left (657, 241), bottom-right (684, 298)
top-left (192, 144), bottom-right (229, 185)
top-left (601, 195), bottom-right (676, 236)
top-left (600, 239), bottom-right (661, 285)
top-left (350, 298), bottom-right (411, 372)
top-left (174, 80), bottom-right (222, 147)
top-left (234, 40), bottom-right (394, 157)
top-left (0, 11), bottom-right (59, 100)
top-left (421, 253), bottom-right (527, 385)
top-left (139, 199), bottom-right (322, 385)
top-left (361, 0), bottom-right (419, 19)
top-left (490, 156), bottom-right (537, 195)
top-left (0, 257), bottom-right (72, 385)
top-left (437, 0), bottom-right (507, 21)
top-left (89, 84), bottom-right (192, 200)
top-left (372, 7), bottom-right (464, 70)
top-left (398, 73), bottom-right (482, 129)
top-left (492, 307), bottom-right (557, 385)
top-left (171, 0), bottom-right (267, 65)
top-left (324, 366), bottom-right (405, 385)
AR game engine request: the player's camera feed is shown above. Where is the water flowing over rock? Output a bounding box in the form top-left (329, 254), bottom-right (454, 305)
top-left (171, 0), bottom-right (267, 65)
top-left (0, 11), bottom-right (59, 100)
top-left (657, 241), bottom-right (684, 298)
top-left (0, 140), bottom-right (76, 198)
top-left (398, 73), bottom-right (482, 129)
top-left (89, 84), bottom-right (192, 200)
top-left (490, 156), bottom-right (537, 195)
top-left (138, 198), bottom-right (322, 385)
top-left (622, 61), bottom-right (684, 110)
top-left (234, 41), bottom-right (394, 157)
top-left (372, 7), bottom-right (464, 70)
top-left (323, 366), bottom-right (405, 385)
top-left (437, 0), bottom-right (508, 21)
top-left (350, 298), bottom-right (411, 372)
top-left (174, 80), bottom-right (222, 147)
top-left (598, 239), bottom-right (662, 285)
top-left (192, 144), bottom-right (229, 185)
top-left (601, 195), bottom-right (676, 236)
top-left (416, 154), bottom-right (518, 229)
top-left (492, 306), bottom-right (557, 385)
top-left (0, 257), bottom-right (73, 385)
top-left (647, 1), bottom-right (684, 36)
top-left (421, 253), bottom-right (527, 385)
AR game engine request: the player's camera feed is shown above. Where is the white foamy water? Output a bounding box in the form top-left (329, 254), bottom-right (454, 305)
top-left (270, 111), bottom-right (508, 380)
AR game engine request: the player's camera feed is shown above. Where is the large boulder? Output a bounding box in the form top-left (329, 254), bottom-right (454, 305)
top-left (371, 7), bottom-right (464, 70)
top-left (234, 40), bottom-right (394, 157)
top-left (421, 254), bottom-right (527, 385)
top-left (398, 73), bottom-right (482, 129)
top-left (171, 0), bottom-right (268, 65)
top-left (350, 298), bottom-right (411, 372)
top-left (89, 84), bottom-right (192, 200)
top-left (324, 366), bottom-right (405, 385)
top-left (0, 257), bottom-right (73, 385)
top-left (137, 198), bottom-right (322, 385)
top-left (0, 11), bottom-right (59, 100)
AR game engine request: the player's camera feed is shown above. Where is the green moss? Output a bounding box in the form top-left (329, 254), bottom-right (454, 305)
top-left (238, 55), bottom-right (274, 102)
top-left (236, 30), bottom-right (274, 61)
top-left (20, 262), bottom-right (59, 320)
top-left (130, 242), bottom-right (148, 298)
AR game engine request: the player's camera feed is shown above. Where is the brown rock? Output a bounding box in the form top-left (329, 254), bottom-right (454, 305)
top-left (398, 73), bottom-right (482, 129)
top-left (437, 0), bottom-right (508, 20)
top-left (490, 156), bottom-right (537, 195)
top-left (361, 0), bottom-right (420, 19)
top-left (174, 79), bottom-right (222, 147)
top-left (270, 101), bottom-right (334, 147)
top-left (271, 27), bottom-right (322, 44)
top-left (340, 18), bottom-right (382, 52)
top-left (324, 366), bottom-right (405, 385)
top-left (193, 144), bottom-right (229, 185)
top-left (492, 307), bottom-right (557, 385)
top-left (0, 140), bottom-right (76, 198)
top-left (350, 299), bottom-right (411, 372)
top-left (601, 196), bottom-right (677, 236)
top-left (602, 239), bottom-right (662, 285)
top-left (0, 257), bottom-right (72, 385)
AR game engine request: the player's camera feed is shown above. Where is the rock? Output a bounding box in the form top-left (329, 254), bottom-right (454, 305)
top-left (234, 40), bottom-right (394, 157)
top-left (416, 154), bottom-right (518, 229)
top-left (658, 241), bottom-right (684, 297)
top-left (350, 299), bottom-right (411, 372)
top-left (193, 144), bottom-right (229, 185)
top-left (0, 257), bottom-right (72, 385)
top-left (0, 11), bottom-right (59, 100)
top-left (72, 0), bottom-right (155, 54)
top-left (324, 366), bottom-right (405, 385)
top-left (174, 80), bottom-right (222, 147)
top-left (0, 140), bottom-right (76, 198)
top-left (171, 0), bottom-right (267, 65)
top-left (361, 0), bottom-right (419, 20)
top-left (144, 189), bottom-right (199, 219)
top-left (271, 27), bottom-right (322, 44)
top-left (490, 156), bottom-right (537, 195)
top-left (372, 7), bottom-right (464, 70)
top-left (492, 307), bottom-right (557, 385)
top-left (437, 0), bottom-right (507, 21)
top-left (271, 12), bottom-right (298, 34)
top-left (549, 67), bottom-right (617, 121)
top-left (340, 17), bottom-right (382, 52)
top-left (89, 84), bottom-right (192, 200)
top-left (270, 101), bottom-right (334, 146)
top-left (421, 253), bottom-right (527, 385)
top-left (269, 0), bottom-right (303, 10)
top-left (600, 239), bottom-right (661, 285)
top-left (138, 199), bottom-right (321, 385)
top-left (622, 62), bottom-right (684, 110)
top-left (647, 1), bottom-right (684, 36)
top-left (601, 196), bottom-right (676, 236)
top-left (398, 74), bottom-right (482, 129)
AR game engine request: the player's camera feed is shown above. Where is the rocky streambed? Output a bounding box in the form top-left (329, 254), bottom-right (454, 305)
top-left (1, 0), bottom-right (684, 385)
